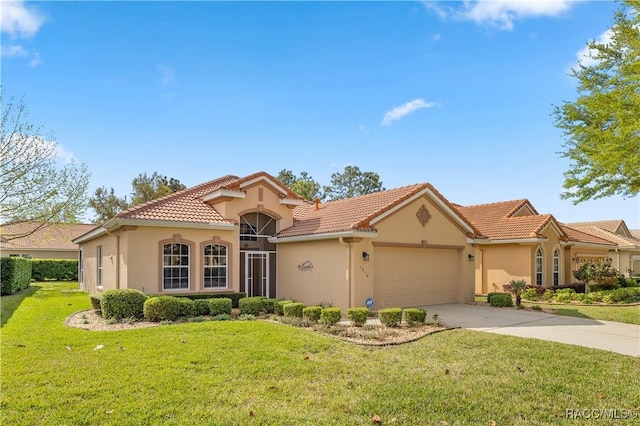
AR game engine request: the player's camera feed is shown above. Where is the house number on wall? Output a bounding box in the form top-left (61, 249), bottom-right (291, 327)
top-left (298, 260), bottom-right (313, 272)
top-left (416, 205), bottom-right (432, 226)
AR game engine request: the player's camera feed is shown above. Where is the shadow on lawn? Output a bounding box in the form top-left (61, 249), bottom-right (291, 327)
top-left (1, 285), bottom-right (40, 328)
top-left (544, 307), bottom-right (593, 320)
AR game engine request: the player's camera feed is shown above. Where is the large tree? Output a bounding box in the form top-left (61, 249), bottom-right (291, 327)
top-left (0, 93), bottom-right (89, 240)
top-left (553, 0), bottom-right (640, 203)
top-left (88, 172), bottom-right (185, 222)
top-left (276, 169), bottom-right (323, 201)
top-left (323, 166), bottom-right (385, 201)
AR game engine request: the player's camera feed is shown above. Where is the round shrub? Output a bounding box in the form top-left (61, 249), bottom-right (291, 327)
top-left (378, 308), bottom-right (402, 327)
top-left (488, 293), bottom-right (513, 307)
top-left (143, 296), bottom-right (188, 322)
top-left (303, 306), bottom-right (322, 322)
top-left (209, 298), bottom-right (232, 316)
top-left (274, 299), bottom-right (294, 316)
top-left (320, 307), bottom-right (342, 325)
top-left (193, 299), bottom-right (210, 316)
top-left (177, 298), bottom-right (195, 317)
top-left (283, 302), bottom-right (305, 318)
top-left (239, 297), bottom-right (264, 316)
top-left (346, 307), bottom-right (369, 327)
top-left (404, 308), bottom-right (427, 326)
top-left (262, 298), bottom-right (277, 314)
top-left (101, 289), bottom-right (147, 320)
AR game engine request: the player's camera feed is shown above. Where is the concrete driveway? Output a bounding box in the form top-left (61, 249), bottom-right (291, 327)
top-left (423, 303), bottom-right (640, 357)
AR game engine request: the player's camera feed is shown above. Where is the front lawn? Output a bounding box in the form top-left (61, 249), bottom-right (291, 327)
top-left (2, 282), bottom-right (639, 425)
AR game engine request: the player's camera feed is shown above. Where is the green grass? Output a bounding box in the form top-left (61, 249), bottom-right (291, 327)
top-left (475, 295), bottom-right (640, 325)
top-left (2, 282), bottom-right (640, 425)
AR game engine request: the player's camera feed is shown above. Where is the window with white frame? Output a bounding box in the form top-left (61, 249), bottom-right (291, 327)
top-left (535, 248), bottom-right (543, 285)
top-left (553, 249), bottom-right (560, 287)
top-left (97, 245), bottom-right (103, 287)
top-left (203, 244), bottom-right (228, 288)
top-left (162, 243), bottom-right (190, 290)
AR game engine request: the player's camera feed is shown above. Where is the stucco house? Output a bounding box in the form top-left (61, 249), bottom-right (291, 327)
top-left (454, 199), bottom-right (616, 294)
top-left (1, 222), bottom-right (96, 260)
top-left (73, 171), bottom-right (482, 311)
top-left (564, 220), bottom-right (640, 276)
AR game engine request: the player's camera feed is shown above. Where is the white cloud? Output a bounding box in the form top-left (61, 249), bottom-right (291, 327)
top-left (574, 29), bottom-right (613, 68)
top-left (54, 144), bottom-right (75, 163)
top-left (432, 33), bottom-right (442, 41)
top-left (1, 0), bottom-right (45, 38)
top-left (29, 51), bottom-right (41, 67)
top-left (1, 44), bottom-right (28, 57)
top-left (158, 65), bottom-right (176, 86)
top-left (381, 98), bottom-right (435, 126)
top-left (424, 0), bottom-right (575, 31)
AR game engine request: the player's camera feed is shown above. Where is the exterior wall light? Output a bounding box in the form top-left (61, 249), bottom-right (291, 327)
top-left (468, 253), bottom-right (474, 261)
top-left (362, 252), bottom-right (370, 261)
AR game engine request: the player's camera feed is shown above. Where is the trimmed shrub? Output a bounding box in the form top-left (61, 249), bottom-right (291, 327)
top-left (603, 287), bottom-right (640, 304)
top-left (31, 259), bottom-right (78, 281)
top-left (90, 295), bottom-right (102, 311)
top-left (404, 308), bottom-right (427, 326)
top-left (208, 298), bottom-right (232, 316)
top-left (487, 292), bottom-right (503, 303)
top-left (488, 293), bottom-right (513, 307)
top-left (302, 306), bottom-right (322, 322)
top-left (262, 298), bottom-right (277, 314)
top-left (283, 302), bottom-right (305, 318)
top-left (101, 289), bottom-right (147, 320)
top-left (553, 292), bottom-right (572, 303)
top-left (239, 297), bottom-right (264, 316)
top-left (274, 299), bottom-right (294, 316)
top-left (378, 308), bottom-right (402, 327)
top-left (144, 296), bottom-right (188, 322)
top-left (193, 299), bottom-right (210, 316)
top-left (522, 288), bottom-right (538, 301)
top-left (320, 307), bottom-right (342, 325)
top-left (347, 308), bottom-right (369, 326)
top-left (156, 292), bottom-right (246, 308)
top-left (177, 298), bottom-right (195, 317)
top-left (1, 257), bottom-right (32, 295)
top-left (542, 289), bottom-right (555, 301)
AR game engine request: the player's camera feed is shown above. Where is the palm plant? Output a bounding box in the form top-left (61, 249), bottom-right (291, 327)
top-left (509, 279), bottom-right (528, 308)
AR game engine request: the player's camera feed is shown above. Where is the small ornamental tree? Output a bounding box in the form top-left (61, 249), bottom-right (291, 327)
top-left (573, 259), bottom-right (619, 290)
top-left (508, 279), bottom-right (528, 308)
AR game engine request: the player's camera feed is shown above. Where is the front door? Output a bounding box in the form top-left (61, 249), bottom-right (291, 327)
top-left (241, 251), bottom-right (277, 298)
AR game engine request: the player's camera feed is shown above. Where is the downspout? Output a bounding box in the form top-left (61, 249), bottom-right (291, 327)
top-left (339, 237), bottom-right (352, 309)
top-left (105, 229), bottom-right (121, 289)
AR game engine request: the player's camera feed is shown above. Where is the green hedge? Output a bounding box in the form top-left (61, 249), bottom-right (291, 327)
top-left (320, 307), bottom-right (342, 325)
top-left (157, 292), bottom-right (246, 308)
top-left (239, 297), bottom-right (264, 316)
top-left (488, 293), bottom-right (513, 307)
top-left (378, 308), bottom-right (402, 327)
top-left (347, 308), bottom-right (369, 326)
top-left (404, 308), bottom-right (426, 326)
top-left (101, 289), bottom-right (147, 320)
top-left (274, 299), bottom-right (294, 316)
top-left (209, 298), bottom-right (232, 316)
top-left (193, 299), bottom-right (210, 316)
top-left (144, 296), bottom-right (193, 322)
top-left (1, 257), bottom-right (32, 295)
top-left (302, 306), bottom-right (322, 322)
top-left (283, 302), bottom-right (305, 318)
top-left (31, 259), bottom-right (78, 281)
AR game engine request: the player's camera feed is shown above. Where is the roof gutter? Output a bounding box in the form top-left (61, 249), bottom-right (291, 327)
top-left (473, 237), bottom-right (546, 245)
top-left (269, 230), bottom-right (378, 244)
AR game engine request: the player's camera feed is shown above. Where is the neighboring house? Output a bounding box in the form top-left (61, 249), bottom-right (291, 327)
top-left (0, 222), bottom-right (96, 260)
top-left (564, 220), bottom-right (640, 276)
top-left (73, 171), bottom-right (482, 311)
top-left (455, 200), bottom-right (616, 294)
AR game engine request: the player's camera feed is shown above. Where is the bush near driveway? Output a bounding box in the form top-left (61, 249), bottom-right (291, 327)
top-left (378, 308), bottom-right (402, 327)
top-left (320, 307), bottom-right (341, 325)
top-left (404, 308), bottom-right (427, 326)
top-left (346, 308), bottom-right (369, 326)
top-left (488, 293), bottom-right (513, 308)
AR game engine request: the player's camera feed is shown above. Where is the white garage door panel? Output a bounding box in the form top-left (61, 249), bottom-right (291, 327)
top-left (374, 247), bottom-right (458, 308)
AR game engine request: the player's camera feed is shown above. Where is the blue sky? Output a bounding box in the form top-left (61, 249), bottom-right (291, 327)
top-left (2, 0), bottom-right (639, 228)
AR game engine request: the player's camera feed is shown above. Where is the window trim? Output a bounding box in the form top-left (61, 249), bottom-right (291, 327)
top-left (97, 245), bottom-right (103, 288)
top-left (158, 236), bottom-right (194, 292)
top-left (552, 248), bottom-right (561, 287)
top-left (535, 247), bottom-right (544, 286)
top-left (201, 239), bottom-right (232, 290)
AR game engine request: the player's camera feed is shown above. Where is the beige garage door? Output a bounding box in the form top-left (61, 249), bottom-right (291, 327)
top-left (374, 247), bottom-right (459, 308)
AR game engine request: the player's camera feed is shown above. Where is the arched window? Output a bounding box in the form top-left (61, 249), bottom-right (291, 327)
top-left (162, 242), bottom-right (190, 290)
top-left (535, 248), bottom-right (543, 285)
top-left (553, 249), bottom-right (560, 287)
top-left (203, 244), bottom-right (228, 289)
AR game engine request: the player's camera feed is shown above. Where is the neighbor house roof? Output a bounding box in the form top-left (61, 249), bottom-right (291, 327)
top-left (563, 223), bottom-right (638, 249)
top-left (1, 222), bottom-right (96, 251)
top-left (455, 199), bottom-right (562, 241)
top-left (275, 183), bottom-right (482, 240)
top-left (564, 220), bottom-right (631, 237)
top-left (559, 225), bottom-right (617, 247)
top-left (632, 230), bottom-right (640, 239)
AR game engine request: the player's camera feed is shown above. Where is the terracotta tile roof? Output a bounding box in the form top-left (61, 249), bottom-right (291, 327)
top-left (559, 225), bottom-right (618, 247)
top-left (278, 183), bottom-right (481, 239)
top-left (456, 199), bottom-right (557, 240)
top-left (564, 225), bottom-right (637, 248)
top-left (0, 222), bottom-right (97, 251)
top-left (565, 220), bottom-right (629, 236)
top-left (113, 175), bottom-right (241, 224)
top-left (632, 230), bottom-right (640, 239)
